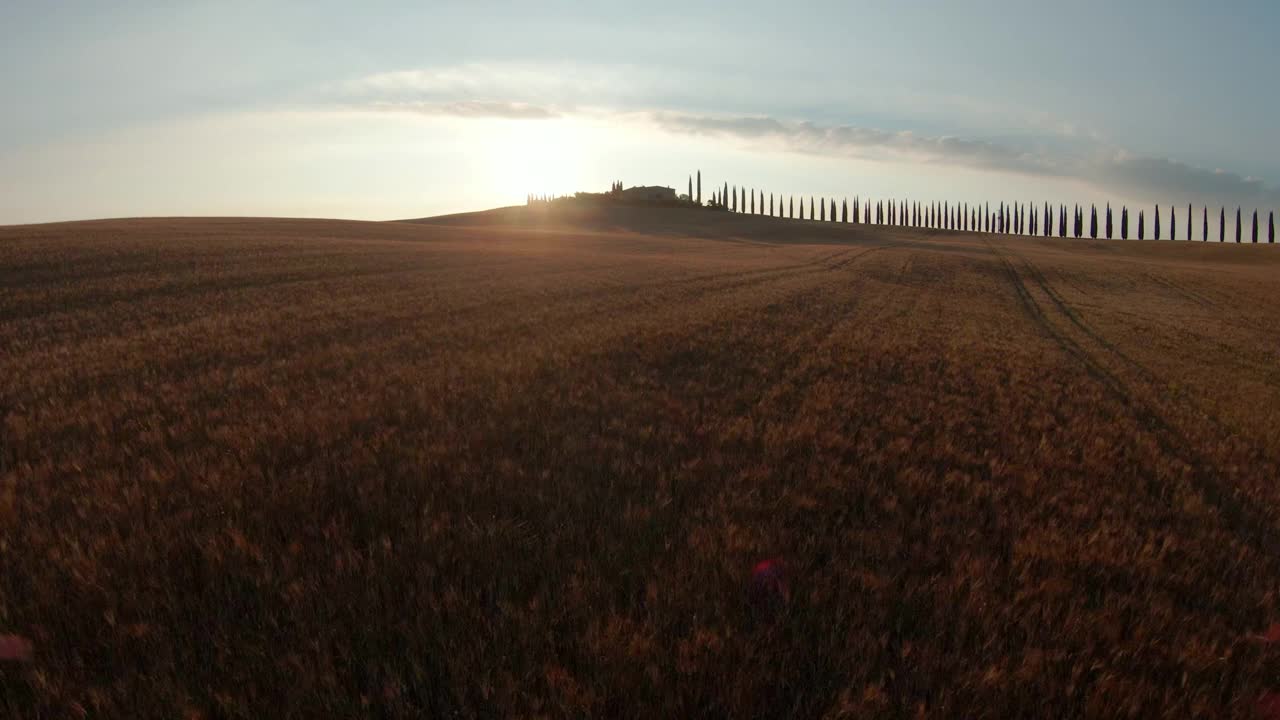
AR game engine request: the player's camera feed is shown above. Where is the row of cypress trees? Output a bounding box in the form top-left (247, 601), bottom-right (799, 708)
top-left (698, 177), bottom-right (1276, 244)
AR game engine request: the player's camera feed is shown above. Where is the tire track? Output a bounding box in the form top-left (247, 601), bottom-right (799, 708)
top-left (983, 237), bottom-right (1280, 559)
top-left (1019, 252), bottom-right (1280, 423)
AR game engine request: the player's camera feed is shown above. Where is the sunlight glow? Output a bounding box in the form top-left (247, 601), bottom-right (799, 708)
top-left (484, 118), bottom-right (588, 201)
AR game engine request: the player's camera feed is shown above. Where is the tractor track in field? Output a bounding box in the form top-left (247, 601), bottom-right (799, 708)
top-left (983, 236), bottom-right (1280, 561)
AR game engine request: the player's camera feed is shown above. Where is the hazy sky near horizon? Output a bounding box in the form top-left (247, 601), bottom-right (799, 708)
top-left (2, 0), bottom-right (1278, 226)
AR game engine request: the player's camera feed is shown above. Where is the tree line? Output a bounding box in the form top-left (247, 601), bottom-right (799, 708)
top-left (691, 172), bottom-right (1276, 244)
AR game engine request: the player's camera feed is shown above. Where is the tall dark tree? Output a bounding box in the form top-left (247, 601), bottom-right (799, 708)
top-left (1170, 204), bottom-right (1176, 240)
top-left (1138, 210), bottom-right (1145, 240)
top-left (1236, 207), bottom-right (1242, 243)
top-left (730, 186), bottom-right (736, 212)
top-left (842, 199), bottom-right (848, 223)
top-left (789, 196), bottom-right (794, 219)
top-left (1270, 211), bottom-right (1275, 244)
top-left (832, 198), bottom-right (838, 223)
top-left (1121, 207), bottom-right (1129, 240)
top-left (1220, 207), bottom-right (1226, 243)
top-left (770, 193), bottom-right (775, 216)
top-left (1252, 210), bottom-right (1259, 243)
top-left (1203, 206), bottom-right (1208, 242)
top-left (688, 176), bottom-right (693, 201)
top-left (724, 182), bottom-right (729, 210)
top-left (811, 197), bottom-right (816, 221)
top-left (1106, 204), bottom-right (1113, 239)
top-left (750, 189), bottom-right (755, 214)
top-left (1154, 205), bottom-right (1160, 240)
top-left (1186, 204), bottom-right (1192, 241)
top-left (696, 171), bottom-right (701, 205)
top-left (1090, 205), bottom-right (1098, 239)
top-left (800, 197), bottom-right (806, 220)
top-left (820, 198), bottom-right (826, 222)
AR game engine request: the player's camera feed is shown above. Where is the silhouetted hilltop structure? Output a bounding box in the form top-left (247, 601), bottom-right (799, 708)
top-left (527, 181), bottom-right (698, 209)
top-left (621, 185), bottom-right (677, 203)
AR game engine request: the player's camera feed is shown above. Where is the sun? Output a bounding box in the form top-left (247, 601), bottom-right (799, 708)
top-left (486, 118), bottom-right (585, 201)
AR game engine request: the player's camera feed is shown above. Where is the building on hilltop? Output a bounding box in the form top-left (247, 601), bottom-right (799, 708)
top-left (620, 185), bottom-right (677, 204)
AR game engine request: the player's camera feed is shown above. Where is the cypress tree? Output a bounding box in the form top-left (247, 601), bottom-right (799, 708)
top-left (770, 193), bottom-right (774, 217)
top-left (1252, 210), bottom-right (1258, 243)
top-left (750, 189), bottom-right (755, 214)
top-left (1203, 206), bottom-right (1208, 242)
top-left (1121, 207), bottom-right (1129, 239)
top-left (1154, 205), bottom-right (1160, 240)
top-left (1220, 207), bottom-right (1226, 243)
top-left (1090, 205), bottom-right (1098, 239)
top-left (1236, 207), bottom-right (1242, 243)
top-left (1138, 210), bottom-right (1145, 240)
top-left (724, 182), bottom-right (729, 210)
top-left (832, 198), bottom-right (838, 222)
top-left (731, 186), bottom-right (736, 212)
top-left (1270, 211), bottom-right (1275, 243)
top-left (1187, 204), bottom-right (1192, 241)
top-left (688, 176), bottom-right (693, 201)
top-left (811, 197), bottom-right (816, 221)
top-left (842, 199), bottom-right (848, 223)
top-left (789, 196), bottom-right (794, 219)
top-left (696, 171), bottom-right (701, 205)
top-left (1106, 204), bottom-right (1113, 239)
top-left (820, 198), bottom-right (826, 222)
top-left (1170, 204), bottom-right (1176, 240)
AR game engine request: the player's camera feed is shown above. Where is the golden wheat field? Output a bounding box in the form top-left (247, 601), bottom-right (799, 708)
top-left (3, 205), bottom-right (1280, 718)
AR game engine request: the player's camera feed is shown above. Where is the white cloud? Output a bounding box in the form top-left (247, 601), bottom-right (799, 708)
top-left (370, 100), bottom-right (558, 120)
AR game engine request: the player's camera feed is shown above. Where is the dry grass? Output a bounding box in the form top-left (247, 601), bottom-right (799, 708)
top-left (2, 208), bottom-right (1280, 718)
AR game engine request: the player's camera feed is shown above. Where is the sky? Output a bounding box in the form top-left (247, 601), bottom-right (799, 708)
top-left (2, 0), bottom-right (1278, 227)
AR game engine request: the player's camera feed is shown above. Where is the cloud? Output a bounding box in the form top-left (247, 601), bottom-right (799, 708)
top-left (371, 100), bottom-right (558, 120)
top-left (652, 112), bottom-right (1066, 176)
top-left (325, 64), bottom-right (1280, 207)
top-left (650, 111), bottom-right (1280, 206)
top-left (1095, 152), bottom-right (1280, 207)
